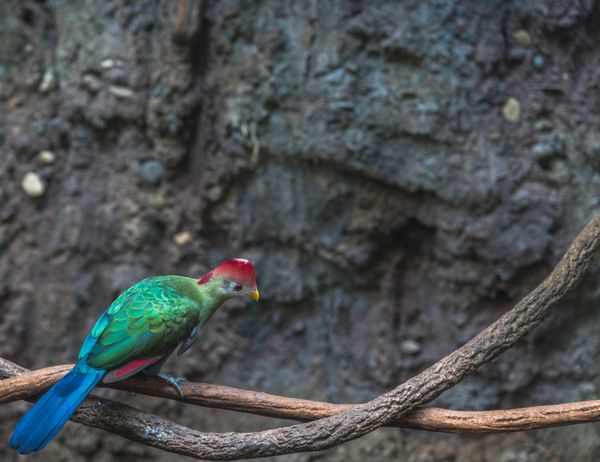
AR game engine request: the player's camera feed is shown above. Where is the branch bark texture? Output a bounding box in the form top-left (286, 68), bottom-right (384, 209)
top-left (4, 360), bottom-right (600, 434)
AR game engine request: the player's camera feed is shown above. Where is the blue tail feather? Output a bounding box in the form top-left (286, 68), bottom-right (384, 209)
top-left (10, 360), bottom-right (105, 454)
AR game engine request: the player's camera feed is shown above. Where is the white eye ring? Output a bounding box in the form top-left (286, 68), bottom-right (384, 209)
top-left (225, 280), bottom-right (242, 292)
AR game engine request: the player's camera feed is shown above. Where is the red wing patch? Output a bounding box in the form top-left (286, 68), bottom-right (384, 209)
top-left (102, 357), bottom-right (161, 383)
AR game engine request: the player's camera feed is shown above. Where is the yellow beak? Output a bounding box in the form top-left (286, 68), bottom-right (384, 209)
top-left (249, 288), bottom-right (260, 302)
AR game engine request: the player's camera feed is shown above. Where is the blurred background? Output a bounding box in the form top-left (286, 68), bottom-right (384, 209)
top-left (1, 1), bottom-right (600, 460)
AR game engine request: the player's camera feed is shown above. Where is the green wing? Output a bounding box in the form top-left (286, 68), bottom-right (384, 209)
top-left (83, 277), bottom-right (199, 370)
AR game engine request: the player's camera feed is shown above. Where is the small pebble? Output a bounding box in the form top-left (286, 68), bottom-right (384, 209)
top-left (531, 142), bottom-right (555, 160)
top-left (109, 85), bottom-right (135, 99)
top-left (513, 29), bottom-right (531, 47)
top-left (502, 97), bottom-right (521, 122)
top-left (22, 172), bottom-right (46, 197)
top-left (549, 159), bottom-right (567, 175)
top-left (39, 69), bottom-right (56, 93)
top-left (140, 160), bottom-right (165, 185)
top-left (532, 54), bottom-right (544, 69)
top-left (173, 231), bottom-right (192, 246)
top-left (100, 59), bottom-right (116, 69)
top-left (206, 185), bottom-right (223, 201)
top-left (82, 74), bottom-right (101, 92)
top-left (534, 119), bottom-right (553, 132)
top-left (38, 150), bottom-right (56, 164)
top-left (400, 339), bottom-right (422, 355)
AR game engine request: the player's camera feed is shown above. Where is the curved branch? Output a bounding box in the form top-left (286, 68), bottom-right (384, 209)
top-left (3, 360), bottom-right (600, 434)
top-left (3, 214), bottom-right (600, 459)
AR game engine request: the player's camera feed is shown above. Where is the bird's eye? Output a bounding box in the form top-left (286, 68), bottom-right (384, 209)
top-left (233, 284), bottom-right (242, 291)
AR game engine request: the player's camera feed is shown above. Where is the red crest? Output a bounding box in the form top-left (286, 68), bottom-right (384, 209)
top-left (197, 258), bottom-right (257, 288)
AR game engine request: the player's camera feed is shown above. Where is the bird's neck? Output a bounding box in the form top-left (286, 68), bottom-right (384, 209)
top-left (192, 277), bottom-right (228, 325)
top-left (171, 275), bottom-right (228, 325)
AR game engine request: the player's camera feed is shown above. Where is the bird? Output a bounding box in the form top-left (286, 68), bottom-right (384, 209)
top-left (10, 258), bottom-right (259, 454)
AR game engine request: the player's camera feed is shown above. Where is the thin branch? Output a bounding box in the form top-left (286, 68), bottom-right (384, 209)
top-left (3, 214), bottom-right (600, 459)
top-left (3, 360), bottom-right (600, 434)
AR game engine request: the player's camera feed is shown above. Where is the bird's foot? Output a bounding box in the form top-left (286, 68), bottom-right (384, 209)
top-left (157, 372), bottom-right (186, 399)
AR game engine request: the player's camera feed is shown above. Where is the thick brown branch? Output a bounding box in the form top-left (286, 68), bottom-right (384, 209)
top-left (3, 361), bottom-right (600, 434)
top-left (3, 214), bottom-right (600, 459)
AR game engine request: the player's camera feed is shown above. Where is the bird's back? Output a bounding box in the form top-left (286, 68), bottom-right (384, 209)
top-left (85, 276), bottom-right (201, 370)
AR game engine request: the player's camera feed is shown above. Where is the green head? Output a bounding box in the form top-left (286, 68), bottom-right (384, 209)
top-left (197, 258), bottom-right (259, 302)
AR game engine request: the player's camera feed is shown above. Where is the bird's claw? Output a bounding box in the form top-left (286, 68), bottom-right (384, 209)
top-left (157, 372), bottom-right (186, 399)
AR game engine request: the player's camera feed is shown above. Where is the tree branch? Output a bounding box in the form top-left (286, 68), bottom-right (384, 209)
top-left (3, 360), bottom-right (600, 434)
top-left (3, 214), bottom-right (600, 459)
